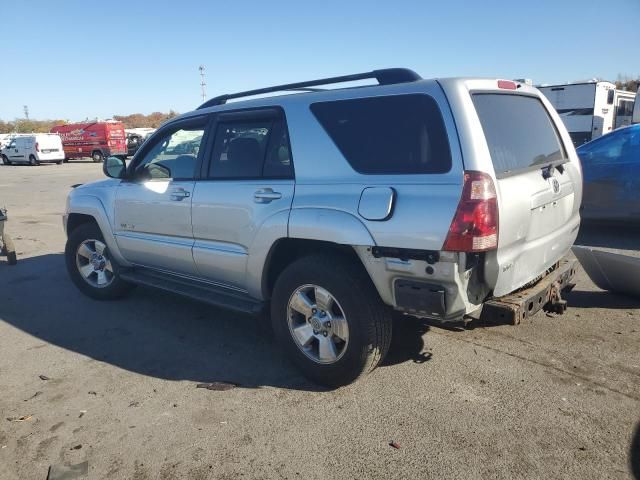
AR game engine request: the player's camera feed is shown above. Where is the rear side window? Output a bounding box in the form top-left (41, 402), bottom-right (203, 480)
top-left (310, 94), bottom-right (452, 174)
top-left (472, 94), bottom-right (567, 175)
top-left (208, 118), bottom-right (293, 179)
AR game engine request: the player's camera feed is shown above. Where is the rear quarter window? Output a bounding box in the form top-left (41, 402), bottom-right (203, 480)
top-left (472, 94), bottom-right (568, 176)
top-left (310, 94), bottom-right (452, 175)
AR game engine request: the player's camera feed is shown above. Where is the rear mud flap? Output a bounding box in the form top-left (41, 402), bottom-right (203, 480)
top-left (480, 259), bottom-right (577, 325)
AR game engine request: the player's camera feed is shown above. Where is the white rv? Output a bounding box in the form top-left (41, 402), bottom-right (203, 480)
top-left (539, 82), bottom-right (637, 146)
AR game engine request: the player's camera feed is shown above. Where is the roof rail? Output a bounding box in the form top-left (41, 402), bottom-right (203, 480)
top-left (196, 68), bottom-right (422, 109)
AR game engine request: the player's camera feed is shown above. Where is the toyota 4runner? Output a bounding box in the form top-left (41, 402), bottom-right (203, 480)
top-left (63, 69), bottom-right (582, 386)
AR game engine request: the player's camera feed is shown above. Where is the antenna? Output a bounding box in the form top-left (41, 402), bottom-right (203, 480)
top-left (23, 105), bottom-right (29, 120)
top-left (199, 65), bottom-right (207, 102)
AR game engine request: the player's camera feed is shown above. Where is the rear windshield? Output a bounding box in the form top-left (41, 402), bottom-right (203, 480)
top-left (472, 94), bottom-right (567, 175)
top-left (310, 94), bottom-right (452, 175)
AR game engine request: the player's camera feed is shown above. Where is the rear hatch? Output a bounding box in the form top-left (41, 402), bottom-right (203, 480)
top-left (37, 134), bottom-right (62, 154)
top-left (106, 123), bottom-right (127, 155)
top-left (440, 79), bottom-right (582, 297)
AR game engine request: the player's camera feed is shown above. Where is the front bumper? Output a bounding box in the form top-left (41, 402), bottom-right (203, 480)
top-left (480, 258), bottom-right (578, 325)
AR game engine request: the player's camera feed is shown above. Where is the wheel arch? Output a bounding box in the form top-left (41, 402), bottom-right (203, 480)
top-left (66, 195), bottom-right (130, 266)
top-left (261, 238), bottom-right (370, 300)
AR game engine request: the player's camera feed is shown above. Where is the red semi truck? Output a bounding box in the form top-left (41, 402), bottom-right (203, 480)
top-left (51, 121), bottom-right (127, 163)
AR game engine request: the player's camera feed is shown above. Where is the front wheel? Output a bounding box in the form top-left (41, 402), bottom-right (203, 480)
top-left (92, 151), bottom-right (104, 163)
top-left (2, 155), bottom-right (11, 165)
top-left (271, 254), bottom-right (392, 387)
top-left (65, 222), bottom-right (132, 300)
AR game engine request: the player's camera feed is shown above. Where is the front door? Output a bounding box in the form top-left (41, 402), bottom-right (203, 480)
top-left (7, 139), bottom-right (25, 163)
top-left (113, 117), bottom-right (209, 276)
top-left (191, 109), bottom-right (295, 291)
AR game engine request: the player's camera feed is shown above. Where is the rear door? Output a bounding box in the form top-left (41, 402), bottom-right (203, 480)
top-left (106, 123), bottom-right (126, 156)
top-left (470, 90), bottom-right (582, 296)
top-left (578, 127), bottom-right (640, 221)
top-left (190, 108), bottom-right (295, 291)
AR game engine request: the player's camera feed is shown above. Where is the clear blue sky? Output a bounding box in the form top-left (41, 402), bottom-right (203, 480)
top-left (2, 0), bottom-right (638, 121)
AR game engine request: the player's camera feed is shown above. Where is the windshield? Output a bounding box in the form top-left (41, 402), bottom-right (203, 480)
top-left (473, 94), bottom-right (568, 176)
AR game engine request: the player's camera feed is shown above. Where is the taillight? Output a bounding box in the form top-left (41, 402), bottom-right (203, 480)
top-left (35, 142), bottom-right (40, 152)
top-left (443, 171), bottom-right (499, 252)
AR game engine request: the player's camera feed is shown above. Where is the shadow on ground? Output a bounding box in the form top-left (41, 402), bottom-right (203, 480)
top-left (565, 290), bottom-right (640, 309)
top-left (0, 254), bottom-right (437, 391)
top-left (632, 421), bottom-right (640, 480)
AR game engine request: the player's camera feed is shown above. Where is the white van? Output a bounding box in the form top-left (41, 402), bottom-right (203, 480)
top-left (1, 134), bottom-right (65, 165)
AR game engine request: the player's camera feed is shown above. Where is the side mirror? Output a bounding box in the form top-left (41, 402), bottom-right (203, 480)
top-left (103, 156), bottom-right (127, 179)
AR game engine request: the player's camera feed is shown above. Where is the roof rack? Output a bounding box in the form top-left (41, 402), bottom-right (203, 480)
top-left (197, 68), bottom-right (422, 109)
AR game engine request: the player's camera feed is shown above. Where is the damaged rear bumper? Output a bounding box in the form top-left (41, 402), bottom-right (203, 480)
top-left (480, 258), bottom-right (578, 325)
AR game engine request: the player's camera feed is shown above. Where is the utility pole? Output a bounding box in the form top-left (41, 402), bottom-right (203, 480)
top-left (23, 105), bottom-right (29, 120)
top-left (199, 65), bottom-right (207, 102)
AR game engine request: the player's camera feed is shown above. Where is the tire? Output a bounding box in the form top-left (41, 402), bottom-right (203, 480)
top-left (6, 250), bottom-right (17, 265)
top-left (63, 158), bottom-right (69, 163)
top-left (29, 155), bottom-right (39, 166)
top-left (271, 254), bottom-right (392, 387)
top-left (92, 151), bottom-right (104, 163)
top-left (65, 222), bottom-right (132, 300)
top-left (2, 155), bottom-right (10, 166)
top-left (55, 160), bottom-right (62, 165)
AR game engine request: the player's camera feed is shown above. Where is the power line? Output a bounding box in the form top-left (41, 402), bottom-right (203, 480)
top-left (199, 65), bottom-right (207, 102)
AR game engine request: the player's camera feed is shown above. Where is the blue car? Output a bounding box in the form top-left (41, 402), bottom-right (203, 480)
top-left (576, 124), bottom-right (640, 223)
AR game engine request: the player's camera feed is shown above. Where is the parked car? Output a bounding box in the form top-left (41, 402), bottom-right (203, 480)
top-left (1, 133), bottom-right (64, 165)
top-left (126, 133), bottom-right (144, 157)
top-left (51, 121), bottom-right (127, 163)
top-left (576, 124), bottom-right (640, 223)
top-left (63, 69), bottom-right (582, 386)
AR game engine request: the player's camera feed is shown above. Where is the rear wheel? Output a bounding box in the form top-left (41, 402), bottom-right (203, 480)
top-left (271, 254), bottom-right (392, 387)
top-left (55, 160), bottom-right (62, 165)
top-left (65, 222), bottom-right (132, 300)
top-left (1, 155), bottom-right (10, 165)
top-left (29, 155), bottom-right (39, 166)
top-left (92, 151), bottom-right (104, 163)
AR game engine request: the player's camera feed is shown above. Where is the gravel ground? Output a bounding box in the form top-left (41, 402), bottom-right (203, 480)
top-left (0, 162), bottom-right (639, 480)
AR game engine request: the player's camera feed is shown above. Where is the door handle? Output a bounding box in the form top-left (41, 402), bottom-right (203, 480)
top-left (170, 188), bottom-right (191, 201)
top-left (254, 188), bottom-right (282, 203)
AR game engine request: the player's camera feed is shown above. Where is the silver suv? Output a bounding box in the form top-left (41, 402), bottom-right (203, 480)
top-left (63, 69), bottom-right (582, 386)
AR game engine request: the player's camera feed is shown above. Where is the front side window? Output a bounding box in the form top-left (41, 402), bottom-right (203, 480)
top-left (310, 94), bottom-right (452, 175)
top-left (134, 125), bottom-right (205, 180)
top-left (208, 117), bottom-right (293, 179)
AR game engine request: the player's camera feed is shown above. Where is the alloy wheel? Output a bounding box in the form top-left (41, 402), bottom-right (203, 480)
top-left (287, 284), bottom-right (349, 364)
top-left (75, 239), bottom-right (115, 288)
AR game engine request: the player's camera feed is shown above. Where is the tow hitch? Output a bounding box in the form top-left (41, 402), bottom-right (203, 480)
top-left (480, 259), bottom-right (577, 325)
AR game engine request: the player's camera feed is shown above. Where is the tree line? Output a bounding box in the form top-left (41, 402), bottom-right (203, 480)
top-left (0, 111), bottom-right (179, 134)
